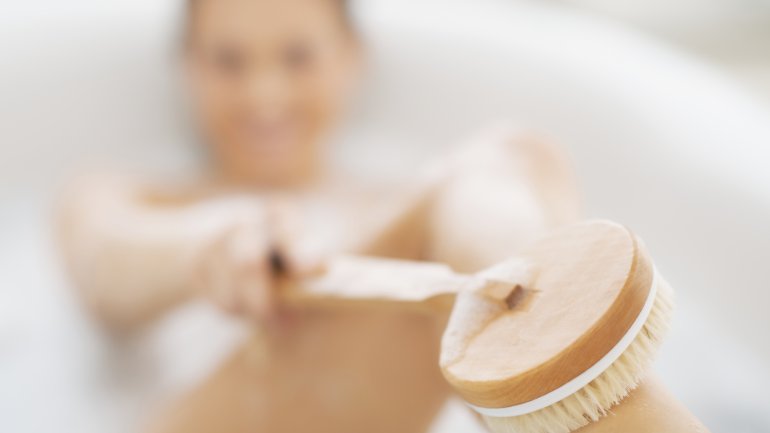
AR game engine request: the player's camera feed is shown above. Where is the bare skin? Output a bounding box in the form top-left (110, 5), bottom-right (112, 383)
top-left (58, 1), bottom-right (582, 432)
top-left (147, 309), bottom-right (450, 433)
top-left (57, 0), bottom-right (700, 428)
top-left (140, 130), bottom-right (578, 433)
top-left (577, 375), bottom-right (710, 433)
top-left (60, 130), bottom-right (577, 433)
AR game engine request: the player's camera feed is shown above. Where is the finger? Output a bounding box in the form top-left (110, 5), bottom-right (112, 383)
top-left (228, 222), bottom-right (269, 269)
top-left (223, 225), bottom-right (271, 318)
top-left (264, 198), bottom-right (303, 274)
top-left (283, 248), bottom-right (328, 278)
top-left (268, 247), bottom-right (288, 277)
top-left (224, 225), bottom-right (278, 321)
top-left (195, 223), bottom-right (242, 310)
top-left (240, 262), bottom-right (278, 323)
top-left (208, 249), bottom-right (239, 313)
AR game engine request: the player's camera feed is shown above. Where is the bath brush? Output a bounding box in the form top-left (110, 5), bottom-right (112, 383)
top-left (279, 220), bottom-right (703, 432)
top-left (439, 220), bottom-right (682, 433)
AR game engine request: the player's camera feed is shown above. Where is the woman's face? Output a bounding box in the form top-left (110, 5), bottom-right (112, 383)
top-left (186, 0), bottom-right (359, 185)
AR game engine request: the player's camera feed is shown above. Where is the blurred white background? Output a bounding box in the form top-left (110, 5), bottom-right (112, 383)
top-left (1, 1), bottom-right (770, 432)
top-left (570, 0), bottom-right (770, 99)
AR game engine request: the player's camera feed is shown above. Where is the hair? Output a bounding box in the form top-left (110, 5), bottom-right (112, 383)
top-left (184, 0), bottom-right (354, 44)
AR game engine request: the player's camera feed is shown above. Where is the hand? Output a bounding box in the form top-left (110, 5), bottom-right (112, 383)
top-left (193, 215), bottom-right (279, 322)
top-left (188, 197), bottom-right (323, 326)
top-left (185, 196), bottom-right (288, 322)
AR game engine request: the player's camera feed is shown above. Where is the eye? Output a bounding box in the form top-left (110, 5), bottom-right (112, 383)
top-left (283, 41), bottom-right (315, 72)
top-left (210, 45), bottom-right (245, 76)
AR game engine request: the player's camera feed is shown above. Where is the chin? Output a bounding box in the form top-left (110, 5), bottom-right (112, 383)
top-left (217, 136), bottom-right (319, 186)
top-left (233, 157), bottom-right (313, 187)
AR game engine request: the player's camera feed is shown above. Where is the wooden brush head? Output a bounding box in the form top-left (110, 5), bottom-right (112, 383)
top-left (440, 220), bottom-right (655, 409)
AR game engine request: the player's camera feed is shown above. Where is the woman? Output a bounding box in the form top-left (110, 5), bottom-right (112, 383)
top-left (58, 0), bottom-right (579, 432)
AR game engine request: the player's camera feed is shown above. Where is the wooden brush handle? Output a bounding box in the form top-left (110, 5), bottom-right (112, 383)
top-left (278, 255), bottom-right (519, 312)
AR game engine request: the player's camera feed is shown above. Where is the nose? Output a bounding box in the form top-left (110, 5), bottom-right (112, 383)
top-left (243, 66), bottom-right (291, 119)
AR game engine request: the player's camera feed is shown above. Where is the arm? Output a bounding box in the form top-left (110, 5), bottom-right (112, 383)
top-left (426, 126), bottom-right (580, 272)
top-left (56, 174), bottom-right (269, 331)
top-left (425, 132), bottom-right (705, 433)
top-left (577, 375), bottom-right (709, 433)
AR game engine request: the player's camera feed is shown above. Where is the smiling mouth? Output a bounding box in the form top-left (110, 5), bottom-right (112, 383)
top-left (239, 119), bottom-right (301, 155)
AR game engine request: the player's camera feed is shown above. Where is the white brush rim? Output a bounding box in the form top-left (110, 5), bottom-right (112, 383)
top-left (469, 268), bottom-right (660, 418)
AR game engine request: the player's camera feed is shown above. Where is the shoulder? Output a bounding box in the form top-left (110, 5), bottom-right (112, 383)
top-left (60, 169), bottom-right (226, 208)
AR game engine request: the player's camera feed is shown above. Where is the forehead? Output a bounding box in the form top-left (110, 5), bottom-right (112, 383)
top-left (190, 0), bottom-right (345, 46)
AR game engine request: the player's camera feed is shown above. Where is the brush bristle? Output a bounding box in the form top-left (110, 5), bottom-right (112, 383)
top-left (483, 280), bottom-right (674, 433)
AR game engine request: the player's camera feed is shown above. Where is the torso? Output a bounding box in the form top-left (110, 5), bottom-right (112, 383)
top-left (148, 174), bottom-right (451, 433)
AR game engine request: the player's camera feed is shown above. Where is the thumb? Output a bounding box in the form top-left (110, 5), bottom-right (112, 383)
top-left (282, 249), bottom-right (328, 279)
